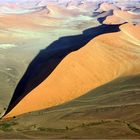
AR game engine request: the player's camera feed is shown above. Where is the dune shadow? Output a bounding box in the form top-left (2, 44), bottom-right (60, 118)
top-left (97, 10), bottom-right (113, 24)
top-left (98, 16), bottom-right (107, 24)
top-left (5, 24), bottom-right (121, 115)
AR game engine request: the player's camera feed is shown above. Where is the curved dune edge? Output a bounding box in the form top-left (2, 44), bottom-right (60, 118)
top-left (103, 15), bottom-right (125, 25)
top-left (3, 23), bottom-right (140, 119)
top-left (114, 10), bottom-right (140, 20)
top-left (103, 9), bottom-right (140, 25)
top-left (47, 4), bottom-right (80, 17)
top-left (120, 23), bottom-right (140, 44)
top-left (99, 3), bottom-right (118, 12)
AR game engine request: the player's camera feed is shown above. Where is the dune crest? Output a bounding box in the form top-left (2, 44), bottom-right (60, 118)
top-left (99, 2), bottom-right (118, 12)
top-left (3, 23), bottom-right (140, 119)
top-left (103, 9), bottom-right (140, 25)
top-left (120, 23), bottom-right (140, 43)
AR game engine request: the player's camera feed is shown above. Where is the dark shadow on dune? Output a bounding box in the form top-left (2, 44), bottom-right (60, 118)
top-left (97, 10), bottom-right (113, 24)
top-left (5, 24), bottom-right (121, 116)
top-left (98, 16), bottom-right (107, 24)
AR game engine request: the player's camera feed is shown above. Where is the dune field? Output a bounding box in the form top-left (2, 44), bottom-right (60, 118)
top-left (0, 0), bottom-right (140, 139)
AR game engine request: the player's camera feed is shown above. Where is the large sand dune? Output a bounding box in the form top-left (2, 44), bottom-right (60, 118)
top-left (1, 71), bottom-right (140, 139)
top-left (3, 23), bottom-right (140, 118)
top-left (0, 1), bottom-right (140, 139)
top-left (0, 0), bottom-right (101, 117)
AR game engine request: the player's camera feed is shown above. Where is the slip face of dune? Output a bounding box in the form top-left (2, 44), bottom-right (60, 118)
top-left (3, 23), bottom-right (140, 119)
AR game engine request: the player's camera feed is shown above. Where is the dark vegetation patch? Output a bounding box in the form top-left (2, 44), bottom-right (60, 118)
top-left (127, 123), bottom-right (140, 134)
top-left (0, 121), bottom-right (18, 132)
top-left (38, 127), bottom-right (66, 132)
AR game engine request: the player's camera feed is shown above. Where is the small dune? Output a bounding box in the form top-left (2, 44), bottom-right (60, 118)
top-left (103, 15), bottom-right (125, 24)
top-left (102, 8), bottom-right (140, 25)
top-left (99, 3), bottom-right (118, 12)
top-left (47, 4), bottom-right (80, 17)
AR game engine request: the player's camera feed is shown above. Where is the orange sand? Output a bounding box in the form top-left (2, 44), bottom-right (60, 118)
top-left (114, 9), bottom-right (140, 20)
top-left (0, 7), bottom-right (65, 31)
top-left (47, 4), bottom-right (80, 17)
top-left (120, 23), bottom-right (140, 42)
top-left (103, 15), bottom-right (125, 24)
top-left (3, 23), bottom-right (140, 118)
top-left (103, 9), bottom-right (140, 25)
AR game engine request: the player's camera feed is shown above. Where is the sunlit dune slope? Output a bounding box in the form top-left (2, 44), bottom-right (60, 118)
top-left (47, 4), bottom-right (80, 17)
top-left (0, 10), bottom-right (57, 30)
top-left (3, 23), bottom-right (140, 118)
top-left (103, 15), bottom-right (125, 25)
top-left (120, 23), bottom-right (140, 43)
top-left (114, 10), bottom-right (140, 20)
top-left (99, 3), bottom-right (118, 12)
top-left (103, 9), bottom-right (140, 25)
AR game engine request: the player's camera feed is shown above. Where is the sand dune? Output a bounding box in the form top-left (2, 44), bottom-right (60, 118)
top-left (0, 1), bottom-right (97, 31)
top-left (1, 74), bottom-right (140, 139)
top-left (97, 2), bottom-right (140, 25)
top-left (99, 2), bottom-right (118, 12)
top-left (114, 10), bottom-right (140, 20)
top-left (47, 4), bottom-right (80, 17)
top-left (0, 3), bottom-right (47, 14)
top-left (0, 1), bottom-right (106, 117)
top-left (120, 23), bottom-right (140, 43)
top-left (3, 23), bottom-right (140, 118)
top-left (103, 9), bottom-right (140, 24)
top-left (103, 15), bottom-right (125, 24)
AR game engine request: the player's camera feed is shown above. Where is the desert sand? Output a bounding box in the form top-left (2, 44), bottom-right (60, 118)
top-left (103, 9), bottom-right (140, 24)
top-left (3, 23), bottom-right (140, 118)
top-left (0, 1), bottom-right (140, 139)
top-left (99, 2), bottom-right (118, 12)
top-left (0, 0), bottom-right (99, 116)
